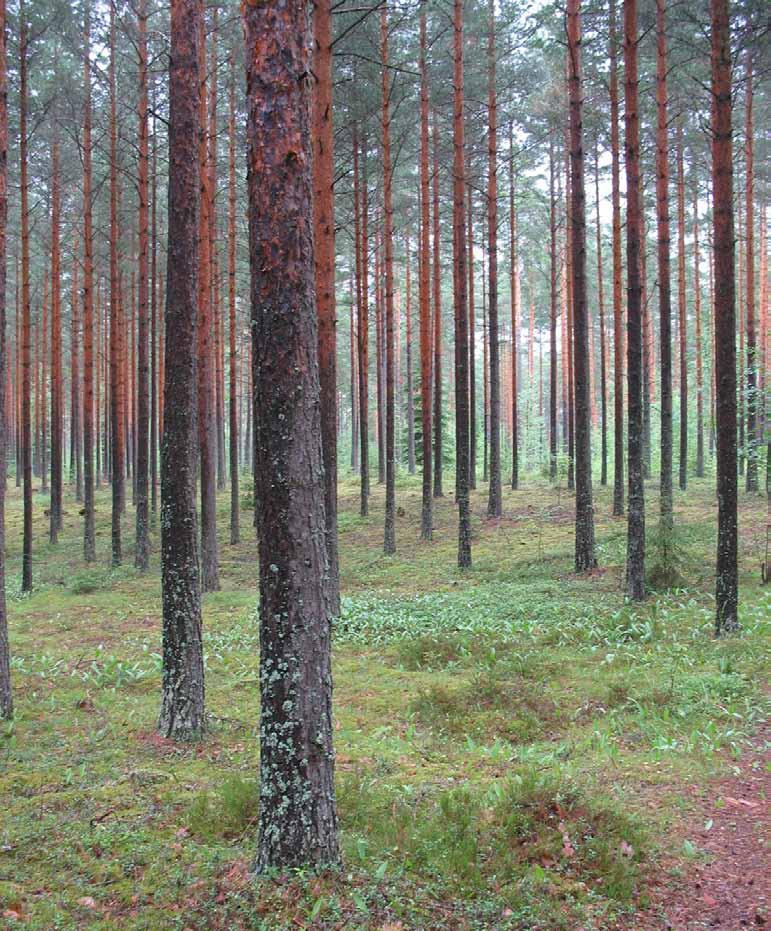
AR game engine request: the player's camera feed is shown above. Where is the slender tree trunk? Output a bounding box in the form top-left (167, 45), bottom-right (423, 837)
top-left (549, 135), bottom-right (558, 481)
top-left (355, 134), bottom-right (370, 516)
top-left (432, 114), bottom-right (443, 498)
top-left (135, 0), bottom-right (151, 570)
top-left (71, 245), bottom-right (82, 502)
top-left (510, 128), bottom-right (519, 490)
top-left (159, 0), bottom-right (205, 741)
top-left (49, 142), bottom-right (63, 543)
top-left (623, 0), bottom-right (645, 600)
top-left (20, 12), bottom-right (32, 591)
top-left (82, 4), bottom-right (96, 563)
top-left (655, 0), bottom-right (673, 530)
top-left (453, 0), bottom-right (471, 568)
top-left (610, 0), bottom-right (624, 515)
top-left (228, 52), bottom-right (239, 545)
top-left (419, 4), bottom-right (432, 537)
top-left (676, 124), bottom-right (688, 491)
top-left (744, 52), bottom-right (757, 493)
top-left (198, 10), bottom-right (219, 592)
top-left (375, 227), bottom-right (385, 486)
top-left (694, 184), bottom-right (705, 478)
top-left (0, 0), bottom-right (11, 718)
top-left (405, 234), bottom-right (415, 474)
top-left (711, 0), bottom-right (738, 634)
top-left (468, 193), bottom-right (477, 492)
top-left (594, 143), bottom-right (608, 488)
top-left (151, 114), bottom-right (159, 517)
top-left (381, 5), bottom-right (396, 556)
top-left (109, 3), bottom-right (124, 566)
top-left (567, 0), bottom-right (595, 571)
top-left (312, 0), bottom-right (340, 608)
top-left (244, 0), bottom-right (340, 869)
top-left (486, 0), bottom-right (501, 517)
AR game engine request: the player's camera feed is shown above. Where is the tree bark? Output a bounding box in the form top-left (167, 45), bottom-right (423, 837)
top-left (419, 3), bottom-right (433, 538)
top-left (109, 2), bottom-right (124, 566)
top-left (19, 10), bottom-right (32, 591)
top-left (159, 0), bottom-right (205, 741)
top-left (354, 133), bottom-right (370, 516)
top-left (432, 114), bottom-right (443, 498)
top-left (244, 0), bottom-right (340, 869)
top-left (694, 183), bottom-right (705, 478)
top-left (676, 123), bottom-right (688, 491)
top-left (49, 142), bottom-right (63, 543)
top-left (313, 0), bottom-right (340, 608)
top-left (744, 52), bottom-right (757, 493)
top-left (135, 0), bottom-right (151, 570)
top-left (228, 52), bottom-right (239, 545)
top-left (405, 233), bottom-right (415, 474)
top-left (711, 0), bottom-right (738, 634)
top-left (567, 0), bottom-right (595, 572)
top-left (549, 134), bottom-right (558, 481)
top-left (655, 0), bottom-right (673, 530)
top-left (0, 0), bottom-right (11, 719)
top-left (623, 0), bottom-right (645, 600)
top-left (82, 4), bottom-right (96, 563)
top-left (509, 128), bottom-right (519, 490)
top-left (198, 9), bottom-right (219, 592)
top-left (610, 0), bottom-right (624, 516)
top-left (486, 0), bottom-right (501, 517)
top-left (594, 143), bottom-right (608, 488)
top-left (453, 0), bottom-right (471, 568)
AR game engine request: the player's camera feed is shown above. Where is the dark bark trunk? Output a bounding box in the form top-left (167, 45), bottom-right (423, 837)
top-left (49, 142), bottom-right (63, 543)
top-left (244, 0), bottom-right (340, 868)
top-left (0, 0), bottom-right (11, 719)
top-left (135, 0), bottom-right (151, 570)
top-left (486, 0), bottom-right (501, 517)
top-left (694, 184), bottom-right (705, 478)
top-left (405, 235), bottom-right (415, 475)
top-left (594, 143), bottom-right (608, 488)
top-left (419, 3), bottom-right (432, 538)
top-left (744, 52), bottom-right (757, 493)
top-left (655, 0), bottom-right (673, 530)
top-left (382, 6), bottom-right (396, 556)
top-left (610, 0), bottom-right (624, 516)
top-left (82, 4), bottom-right (96, 563)
top-left (159, 0), bottom-right (205, 741)
top-left (20, 13), bottom-right (32, 591)
top-left (711, 0), bottom-right (738, 634)
top-left (453, 0), bottom-right (471, 568)
top-left (228, 52), bottom-right (239, 545)
top-left (509, 128), bottom-right (519, 490)
top-left (354, 134), bottom-right (370, 516)
top-left (676, 124), bottom-right (688, 491)
top-left (623, 0), bottom-right (645, 600)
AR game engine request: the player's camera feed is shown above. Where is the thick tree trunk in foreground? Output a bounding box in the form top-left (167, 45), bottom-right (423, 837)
top-left (568, 0), bottom-right (595, 572)
top-left (313, 0), bottom-right (340, 608)
top-left (486, 0), bottom-right (501, 518)
top-left (623, 0), bottom-right (645, 601)
top-left (655, 0), bottom-right (673, 531)
top-left (158, 0), bottom-right (205, 741)
top-left (453, 0), bottom-right (471, 568)
top-left (382, 6), bottom-right (396, 556)
top-left (418, 2), bottom-right (432, 539)
top-left (135, 0), bottom-right (151, 570)
top-left (0, 0), bottom-right (11, 719)
top-left (244, 0), bottom-right (340, 870)
top-left (82, 6), bottom-right (96, 563)
top-left (610, 0), bottom-right (624, 516)
top-left (711, 0), bottom-right (738, 634)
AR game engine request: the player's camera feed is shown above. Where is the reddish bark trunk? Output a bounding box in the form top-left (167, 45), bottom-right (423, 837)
top-left (610, 0), bottom-right (624, 515)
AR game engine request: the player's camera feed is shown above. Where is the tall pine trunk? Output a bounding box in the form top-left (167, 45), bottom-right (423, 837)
top-left (567, 0), bottom-right (595, 571)
top-left (594, 144), bottom-right (608, 488)
top-left (549, 135), bottom-right (558, 481)
top-left (432, 115), bottom-right (443, 498)
top-left (744, 52), bottom-right (757, 493)
top-left (49, 143), bottom-right (63, 543)
top-left (676, 124), bottom-right (688, 491)
top-left (313, 0), bottom-right (340, 608)
top-left (486, 0), bottom-right (501, 517)
top-left (418, 2), bottom-right (433, 538)
top-left (0, 0), bottom-right (11, 719)
top-left (244, 0), bottom-right (340, 869)
top-left (159, 0), bottom-right (205, 740)
top-left (623, 0), bottom-right (645, 600)
top-left (655, 0), bottom-right (673, 530)
top-left (711, 0), bottom-right (738, 633)
top-left (694, 185), bottom-right (705, 478)
top-left (610, 0), bottom-right (624, 516)
top-left (20, 11), bottom-right (32, 591)
top-left (453, 0), bottom-right (471, 568)
top-left (82, 4), bottom-right (96, 563)
top-left (228, 53), bottom-right (239, 545)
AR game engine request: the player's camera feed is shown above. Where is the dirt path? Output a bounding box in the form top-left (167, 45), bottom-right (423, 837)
top-left (627, 720), bottom-right (769, 930)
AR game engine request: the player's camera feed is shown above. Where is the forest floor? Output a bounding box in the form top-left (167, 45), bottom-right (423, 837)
top-left (0, 469), bottom-right (768, 930)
